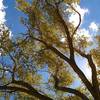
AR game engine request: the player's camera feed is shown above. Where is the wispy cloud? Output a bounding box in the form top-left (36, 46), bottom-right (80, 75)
top-left (76, 57), bottom-right (92, 80)
top-left (74, 28), bottom-right (92, 42)
top-left (89, 22), bottom-right (99, 32)
top-left (59, 3), bottom-right (91, 41)
top-left (0, 0), bottom-right (6, 24)
top-left (82, 60), bottom-right (92, 80)
top-left (69, 4), bottom-right (89, 27)
top-left (0, 0), bottom-right (12, 39)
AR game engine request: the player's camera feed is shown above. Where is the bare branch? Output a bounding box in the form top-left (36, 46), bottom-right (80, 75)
top-left (68, 4), bottom-right (81, 37)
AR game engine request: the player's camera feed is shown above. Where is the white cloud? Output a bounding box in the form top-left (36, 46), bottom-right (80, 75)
top-left (0, 0), bottom-right (6, 40)
top-left (75, 56), bottom-right (92, 80)
top-left (60, 3), bottom-right (92, 80)
top-left (89, 22), bottom-right (99, 32)
top-left (0, 0), bottom-right (12, 56)
top-left (0, 0), bottom-right (6, 24)
top-left (76, 57), bottom-right (92, 80)
top-left (77, 28), bottom-right (90, 37)
top-left (81, 60), bottom-right (92, 80)
top-left (0, 0), bottom-right (13, 39)
top-left (75, 28), bottom-right (92, 41)
top-left (69, 4), bottom-right (89, 27)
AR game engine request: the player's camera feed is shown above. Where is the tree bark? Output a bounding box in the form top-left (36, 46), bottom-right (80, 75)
top-left (0, 82), bottom-right (53, 100)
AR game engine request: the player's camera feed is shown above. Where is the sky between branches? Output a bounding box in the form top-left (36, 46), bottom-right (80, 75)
top-left (0, 0), bottom-right (100, 80)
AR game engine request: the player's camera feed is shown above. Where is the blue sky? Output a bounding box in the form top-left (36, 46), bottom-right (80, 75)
top-left (80, 0), bottom-right (100, 22)
top-left (0, 0), bottom-right (100, 99)
top-left (3, 0), bottom-right (100, 36)
top-left (4, 0), bottom-right (26, 37)
top-left (1, 0), bottom-right (99, 84)
top-left (0, 0), bottom-right (99, 83)
top-left (80, 0), bottom-right (100, 28)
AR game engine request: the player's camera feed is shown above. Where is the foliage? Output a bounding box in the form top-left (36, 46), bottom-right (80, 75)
top-left (0, 0), bottom-right (100, 100)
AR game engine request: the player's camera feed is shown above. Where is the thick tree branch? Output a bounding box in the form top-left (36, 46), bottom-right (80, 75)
top-left (68, 4), bottom-right (81, 37)
top-left (0, 81), bottom-right (53, 100)
top-left (29, 36), bottom-right (93, 97)
top-left (56, 5), bottom-right (74, 60)
top-left (17, 2), bottom-right (98, 98)
top-left (27, 7), bottom-right (94, 96)
top-left (30, 35), bottom-right (71, 64)
top-left (74, 48), bottom-right (100, 99)
top-left (53, 75), bottom-right (89, 100)
top-left (87, 55), bottom-right (100, 98)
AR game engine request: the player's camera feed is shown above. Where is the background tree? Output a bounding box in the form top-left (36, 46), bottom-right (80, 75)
top-left (0, 0), bottom-right (100, 100)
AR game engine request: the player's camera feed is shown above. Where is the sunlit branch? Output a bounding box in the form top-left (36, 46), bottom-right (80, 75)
top-left (68, 4), bottom-right (81, 37)
top-left (29, 35), bottom-right (93, 96)
top-left (12, 80), bottom-right (53, 100)
top-left (74, 47), bottom-right (100, 97)
top-left (56, 5), bottom-right (75, 60)
top-left (0, 80), bottom-right (53, 100)
top-left (45, 0), bottom-right (75, 60)
top-left (53, 75), bottom-right (89, 100)
top-left (29, 35), bottom-right (71, 64)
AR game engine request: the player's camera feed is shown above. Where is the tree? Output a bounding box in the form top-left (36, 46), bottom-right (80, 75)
top-left (0, 0), bottom-right (100, 100)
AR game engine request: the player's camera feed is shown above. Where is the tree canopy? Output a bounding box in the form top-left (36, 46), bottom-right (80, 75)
top-left (0, 0), bottom-right (100, 100)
